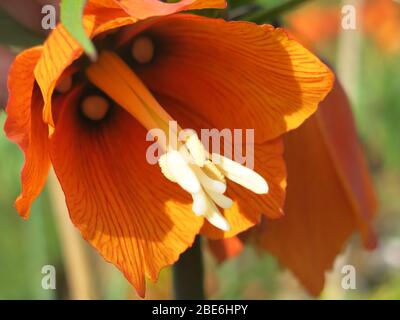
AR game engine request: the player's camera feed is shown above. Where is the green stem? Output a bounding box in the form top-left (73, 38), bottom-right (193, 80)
top-left (242, 0), bottom-right (313, 23)
top-left (173, 236), bottom-right (205, 300)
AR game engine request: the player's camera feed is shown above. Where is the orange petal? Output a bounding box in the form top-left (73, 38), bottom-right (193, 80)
top-left (316, 80), bottom-right (377, 248)
top-left (4, 47), bottom-right (51, 219)
top-left (87, 0), bottom-right (120, 9)
top-left (50, 87), bottom-right (203, 296)
top-left (5, 47), bottom-right (42, 147)
top-left (208, 237), bottom-right (244, 263)
top-left (137, 14), bottom-right (334, 142)
top-left (157, 94), bottom-right (287, 239)
top-left (115, 0), bottom-right (226, 19)
top-left (260, 79), bottom-right (377, 296)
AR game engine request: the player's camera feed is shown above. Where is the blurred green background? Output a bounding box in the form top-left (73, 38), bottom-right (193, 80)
top-left (0, 0), bottom-right (399, 299)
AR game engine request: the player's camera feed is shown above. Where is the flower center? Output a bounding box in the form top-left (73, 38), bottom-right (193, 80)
top-left (81, 95), bottom-right (110, 121)
top-left (131, 36), bottom-right (154, 64)
top-left (85, 50), bottom-right (269, 232)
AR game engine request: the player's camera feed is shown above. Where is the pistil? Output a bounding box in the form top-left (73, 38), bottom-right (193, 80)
top-left (86, 50), bottom-right (174, 148)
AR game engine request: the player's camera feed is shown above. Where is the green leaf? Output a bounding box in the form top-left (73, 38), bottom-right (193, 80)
top-left (60, 0), bottom-right (97, 61)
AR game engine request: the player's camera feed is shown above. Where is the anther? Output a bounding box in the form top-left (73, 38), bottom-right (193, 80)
top-left (131, 36), bottom-right (154, 64)
top-left (55, 76), bottom-right (72, 94)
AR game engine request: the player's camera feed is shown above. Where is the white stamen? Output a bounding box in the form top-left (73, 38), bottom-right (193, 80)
top-left (204, 198), bottom-right (230, 231)
top-left (206, 189), bottom-right (233, 209)
top-left (158, 131), bottom-right (268, 232)
top-left (184, 131), bottom-right (206, 167)
top-left (131, 36), bottom-right (154, 64)
top-left (213, 153), bottom-right (269, 194)
top-left (158, 153), bottom-right (177, 183)
top-left (191, 190), bottom-right (208, 216)
top-left (192, 166), bottom-right (227, 194)
top-left (164, 150), bottom-right (201, 194)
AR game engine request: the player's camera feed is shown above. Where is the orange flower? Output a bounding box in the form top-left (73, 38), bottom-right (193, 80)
top-left (363, 0), bottom-right (400, 54)
top-left (287, 0), bottom-right (400, 54)
top-left (4, 0), bottom-right (333, 296)
top-left (286, 4), bottom-right (340, 46)
top-left (209, 78), bottom-right (377, 296)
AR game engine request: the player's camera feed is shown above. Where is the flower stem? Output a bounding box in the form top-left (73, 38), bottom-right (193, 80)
top-left (173, 236), bottom-right (205, 300)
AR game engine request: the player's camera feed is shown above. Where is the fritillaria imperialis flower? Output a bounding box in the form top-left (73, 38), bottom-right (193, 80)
top-left (4, 0), bottom-right (333, 295)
